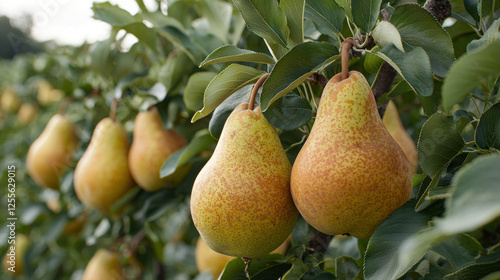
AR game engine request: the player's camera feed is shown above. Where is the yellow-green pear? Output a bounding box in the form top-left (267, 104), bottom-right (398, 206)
top-left (26, 114), bottom-right (78, 190)
top-left (191, 103), bottom-right (298, 259)
top-left (0, 86), bottom-right (21, 112)
top-left (37, 80), bottom-right (62, 105)
top-left (196, 235), bottom-right (291, 279)
top-left (3, 234), bottom-right (29, 275)
top-left (74, 118), bottom-right (135, 214)
top-left (81, 249), bottom-right (124, 280)
top-left (291, 71), bottom-right (412, 239)
top-left (383, 100), bottom-right (418, 173)
top-left (129, 107), bottom-right (188, 192)
top-left (17, 103), bottom-right (39, 125)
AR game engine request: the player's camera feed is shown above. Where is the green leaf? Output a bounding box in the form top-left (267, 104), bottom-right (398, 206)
top-left (466, 18), bottom-right (500, 53)
top-left (441, 40), bottom-right (500, 111)
top-left (304, 0), bottom-right (345, 37)
top-left (157, 25), bottom-right (205, 64)
top-left (376, 80), bottom-right (413, 104)
top-left (194, 0), bottom-right (233, 43)
top-left (260, 41), bottom-right (339, 111)
top-left (192, 64), bottom-right (265, 122)
top-left (373, 44), bottom-right (433, 97)
top-left (390, 3), bottom-right (455, 77)
top-left (232, 0), bottom-right (290, 47)
top-left (479, 0), bottom-right (496, 19)
top-left (92, 2), bottom-right (136, 26)
top-left (364, 200), bottom-right (442, 280)
top-left (160, 130), bottom-right (216, 178)
top-left (351, 0), bottom-right (382, 33)
top-left (427, 186), bottom-right (454, 201)
top-left (431, 234), bottom-right (482, 270)
top-left (464, 0), bottom-right (480, 22)
top-left (220, 254), bottom-right (289, 280)
top-left (336, 256), bottom-right (361, 280)
top-left (480, 271), bottom-right (500, 280)
top-left (209, 84), bottom-right (254, 139)
top-left (184, 72), bottom-right (218, 112)
top-left (476, 102), bottom-right (500, 150)
top-left (263, 92), bottom-right (312, 131)
top-left (372, 21), bottom-right (404, 52)
top-left (149, 52), bottom-right (194, 93)
top-left (325, 236), bottom-right (361, 260)
top-left (282, 258), bottom-right (314, 279)
top-left (417, 112), bottom-right (465, 177)
top-left (415, 167), bottom-right (445, 212)
top-left (200, 45), bottom-right (276, 67)
top-left (281, 0), bottom-right (305, 46)
top-left (443, 259), bottom-right (500, 280)
top-left (121, 22), bottom-right (158, 52)
top-left (138, 82), bottom-right (167, 111)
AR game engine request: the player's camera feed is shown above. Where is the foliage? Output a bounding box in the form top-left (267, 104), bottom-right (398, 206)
top-left (1, 0), bottom-right (499, 279)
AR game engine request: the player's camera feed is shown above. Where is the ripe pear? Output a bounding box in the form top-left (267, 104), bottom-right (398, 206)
top-left (26, 114), bottom-right (78, 190)
top-left (74, 118), bottom-right (135, 214)
top-left (17, 103), bottom-right (39, 125)
top-left (196, 236), bottom-right (291, 279)
top-left (291, 71), bottom-right (412, 239)
top-left (81, 249), bottom-right (124, 280)
top-left (37, 80), bottom-right (62, 105)
top-left (129, 107), bottom-right (188, 192)
top-left (383, 100), bottom-right (418, 173)
top-left (3, 234), bottom-right (29, 275)
top-left (191, 103), bottom-right (298, 259)
top-left (0, 86), bottom-right (21, 112)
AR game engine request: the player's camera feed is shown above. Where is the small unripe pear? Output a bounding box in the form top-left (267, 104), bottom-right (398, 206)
top-left (129, 107), bottom-right (188, 192)
top-left (191, 103), bottom-right (298, 259)
top-left (0, 86), bottom-right (21, 112)
top-left (74, 118), bottom-right (135, 214)
top-left (17, 103), bottom-right (39, 125)
top-left (27, 114), bottom-right (79, 190)
top-left (291, 71), bottom-right (412, 239)
top-left (383, 100), bottom-right (418, 173)
top-left (81, 249), bottom-right (124, 280)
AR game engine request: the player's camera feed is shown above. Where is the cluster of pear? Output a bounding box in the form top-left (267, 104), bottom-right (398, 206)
top-left (191, 71), bottom-right (415, 261)
top-left (27, 105), bottom-right (187, 214)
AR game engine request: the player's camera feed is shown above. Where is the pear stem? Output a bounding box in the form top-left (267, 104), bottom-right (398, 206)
top-left (110, 97), bottom-right (119, 121)
top-left (341, 38), bottom-right (355, 81)
top-left (248, 73), bottom-right (270, 110)
top-left (241, 257), bottom-right (252, 279)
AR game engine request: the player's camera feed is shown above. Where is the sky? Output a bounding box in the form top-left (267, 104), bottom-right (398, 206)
top-left (0, 0), bottom-right (157, 46)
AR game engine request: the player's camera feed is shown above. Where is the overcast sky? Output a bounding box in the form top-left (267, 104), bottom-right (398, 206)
top-left (0, 0), bottom-right (157, 46)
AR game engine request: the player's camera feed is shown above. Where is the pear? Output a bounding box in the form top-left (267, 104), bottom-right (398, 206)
top-left (74, 118), bottom-right (135, 214)
top-left (81, 249), bottom-right (124, 280)
top-left (291, 71), bottom-right (412, 239)
top-left (0, 86), bottom-right (21, 112)
top-left (37, 80), bottom-right (62, 105)
top-left (191, 103), bottom-right (298, 259)
top-left (3, 234), bottom-right (29, 275)
top-left (27, 114), bottom-right (78, 190)
top-left (383, 100), bottom-right (418, 173)
top-left (129, 107), bottom-right (188, 192)
top-left (196, 236), bottom-right (291, 279)
top-left (17, 103), bottom-right (39, 125)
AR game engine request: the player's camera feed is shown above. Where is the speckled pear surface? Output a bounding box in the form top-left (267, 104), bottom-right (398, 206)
top-left (26, 114), bottom-right (78, 190)
top-left (74, 118), bottom-right (135, 214)
top-left (190, 103), bottom-right (298, 259)
top-left (81, 249), bottom-right (124, 280)
top-left (383, 100), bottom-right (418, 173)
top-left (129, 107), bottom-right (188, 191)
top-left (291, 71), bottom-right (412, 239)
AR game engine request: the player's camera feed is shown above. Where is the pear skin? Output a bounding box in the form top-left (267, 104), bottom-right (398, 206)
top-left (383, 100), bottom-right (418, 173)
top-left (81, 249), bottom-right (124, 280)
top-left (291, 71), bottom-right (412, 239)
top-left (196, 236), bottom-right (291, 279)
top-left (3, 234), bottom-right (29, 275)
top-left (191, 103), bottom-right (298, 259)
top-left (129, 107), bottom-right (188, 192)
top-left (26, 114), bottom-right (78, 190)
top-left (74, 118), bottom-right (135, 214)
top-left (17, 103), bottom-right (38, 125)
top-left (0, 87), bottom-right (21, 112)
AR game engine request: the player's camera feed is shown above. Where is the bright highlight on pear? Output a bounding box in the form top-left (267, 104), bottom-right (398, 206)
top-left (81, 249), bottom-right (124, 280)
top-left (291, 71), bottom-right (413, 239)
top-left (74, 118), bottom-right (135, 214)
top-left (27, 114), bottom-right (78, 190)
top-left (190, 102), bottom-right (298, 259)
top-left (383, 100), bottom-right (418, 173)
top-left (129, 107), bottom-right (188, 192)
